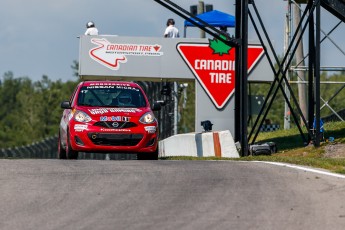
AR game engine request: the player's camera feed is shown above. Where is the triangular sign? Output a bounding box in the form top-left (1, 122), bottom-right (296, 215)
top-left (177, 43), bottom-right (264, 109)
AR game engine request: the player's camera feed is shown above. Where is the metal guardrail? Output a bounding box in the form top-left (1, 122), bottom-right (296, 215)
top-left (0, 135), bottom-right (141, 160)
top-left (0, 136), bottom-right (58, 159)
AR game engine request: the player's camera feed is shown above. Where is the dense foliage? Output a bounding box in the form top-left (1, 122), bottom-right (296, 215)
top-left (177, 81), bottom-right (195, 134)
top-left (0, 72), bottom-right (78, 148)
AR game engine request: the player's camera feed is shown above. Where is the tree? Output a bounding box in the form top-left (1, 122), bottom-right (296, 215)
top-left (0, 72), bottom-right (79, 148)
top-left (71, 60), bottom-right (79, 78)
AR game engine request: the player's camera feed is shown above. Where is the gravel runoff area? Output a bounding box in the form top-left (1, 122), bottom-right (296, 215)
top-left (324, 143), bottom-right (345, 158)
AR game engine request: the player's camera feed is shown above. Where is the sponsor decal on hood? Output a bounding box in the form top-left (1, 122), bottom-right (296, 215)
top-left (88, 108), bottom-right (142, 115)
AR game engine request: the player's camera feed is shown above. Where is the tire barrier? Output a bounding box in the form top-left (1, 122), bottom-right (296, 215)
top-left (260, 124), bottom-right (280, 132)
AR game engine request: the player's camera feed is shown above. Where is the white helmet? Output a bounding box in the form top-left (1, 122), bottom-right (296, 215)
top-left (86, 21), bottom-right (95, 28)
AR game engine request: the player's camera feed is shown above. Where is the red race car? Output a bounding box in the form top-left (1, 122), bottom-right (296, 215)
top-left (58, 81), bottom-right (161, 160)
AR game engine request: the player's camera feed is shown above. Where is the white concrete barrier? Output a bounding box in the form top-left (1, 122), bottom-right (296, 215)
top-left (159, 130), bottom-right (240, 158)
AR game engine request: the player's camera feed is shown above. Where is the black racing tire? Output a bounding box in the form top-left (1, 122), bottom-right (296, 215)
top-left (57, 133), bottom-right (67, 159)
top-left (66, 131), bottom-right (78, 160)
top-left (137, 148), bottom-right (158, 160)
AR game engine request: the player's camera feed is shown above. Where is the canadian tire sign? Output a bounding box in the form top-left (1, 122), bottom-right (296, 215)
top-left (89, 38), bottom-right (163, 70)
top-left (177, 41), bottom-right (264, 109)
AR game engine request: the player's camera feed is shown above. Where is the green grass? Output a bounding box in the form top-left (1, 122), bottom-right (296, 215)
top-left (256, 121), bottom-right (345, 150)
top-left (161, 121), bottom-right (345, 174)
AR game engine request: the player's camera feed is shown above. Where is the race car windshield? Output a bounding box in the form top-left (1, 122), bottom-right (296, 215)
top-left (77, 86), bottom-right (147, 108)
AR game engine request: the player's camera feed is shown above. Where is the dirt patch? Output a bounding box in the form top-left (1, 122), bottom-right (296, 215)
top-left (324, 143), bottom-right (345, 158)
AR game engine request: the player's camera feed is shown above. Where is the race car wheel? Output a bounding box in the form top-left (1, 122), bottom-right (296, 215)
top-left (137, 148), bottom-right (158, 160)
top-left (66, 131), bottom-right (78, 160)
top-left (57, 133), bottom-right (67, 159)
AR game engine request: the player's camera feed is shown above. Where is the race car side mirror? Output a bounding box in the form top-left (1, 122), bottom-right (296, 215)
top-left (61, 101), bottom-right (72, 109)
top-left (152, 101), bottom-right (162, 111)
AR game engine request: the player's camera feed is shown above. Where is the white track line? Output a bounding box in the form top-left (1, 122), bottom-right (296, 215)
top-left (253, 161), bottom-right (345, 179)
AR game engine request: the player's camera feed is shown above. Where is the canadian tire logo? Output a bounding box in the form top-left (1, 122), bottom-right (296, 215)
top-left (89, 38), bottom-right (163, 70)
top-left (177, 38), bottom-right (264, 109)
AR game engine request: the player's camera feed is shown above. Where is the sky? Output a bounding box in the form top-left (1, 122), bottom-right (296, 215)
top-left (0, 0), bottom-right (344, 82)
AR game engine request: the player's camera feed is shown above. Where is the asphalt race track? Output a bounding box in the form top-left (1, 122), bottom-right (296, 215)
top-left (1, 159), bottom-right (345, 230)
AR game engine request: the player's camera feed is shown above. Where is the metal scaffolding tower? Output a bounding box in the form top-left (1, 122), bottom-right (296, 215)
top-left (154, 0), bottom-right (345, 155)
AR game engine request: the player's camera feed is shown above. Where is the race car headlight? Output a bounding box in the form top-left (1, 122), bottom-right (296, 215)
top-left (74, 110), bottom-right (92, 123)
top-left (139, 112), bottom-right (155, 124)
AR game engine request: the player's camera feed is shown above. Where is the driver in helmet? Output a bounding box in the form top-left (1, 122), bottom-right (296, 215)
top-left (85, 21), bottom-right (98, 35)
top-left (118, 92), bottom-right (133, 107)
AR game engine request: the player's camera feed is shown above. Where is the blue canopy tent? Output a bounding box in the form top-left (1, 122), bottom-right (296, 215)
top-left (183, 10), bottom-right (235, 37)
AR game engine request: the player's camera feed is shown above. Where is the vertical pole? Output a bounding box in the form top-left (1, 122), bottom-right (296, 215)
top-left (198, 1), bottom-right (205, 38)
top-left (293, 3), bottom-right (308, 125)
top-left (174, 82), bottom-right (178, 135)
top-left (308, 0), bottom-right (315, 143)
top-left (284, 0), bottom-right (292, 130)
top-left (241, 0), bottom-right (249, 156)
top-left (235, 0), bottom-right (241, 143)
top-left (315, 0), bottom-right (321, 146)
top-left (197, 1), bottom-right (205, 135)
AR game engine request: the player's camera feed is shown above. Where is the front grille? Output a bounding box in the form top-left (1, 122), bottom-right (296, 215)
top-left (94, 121), bottom-right (137, 129)
top-left (88, 133), bottom-right (143, 146)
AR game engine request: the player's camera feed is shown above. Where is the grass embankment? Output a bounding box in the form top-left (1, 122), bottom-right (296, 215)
top-left (162, 121), bottom-right (345, 174)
